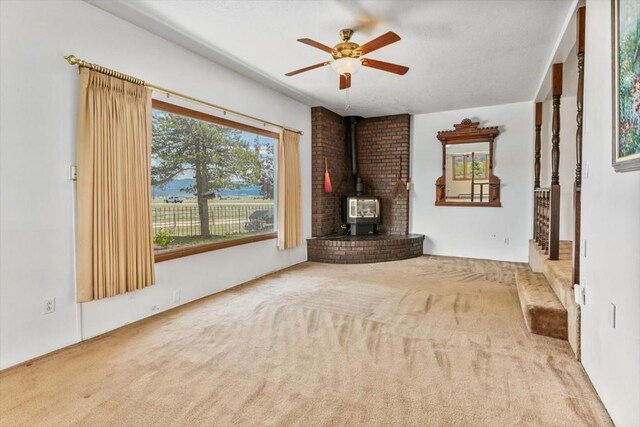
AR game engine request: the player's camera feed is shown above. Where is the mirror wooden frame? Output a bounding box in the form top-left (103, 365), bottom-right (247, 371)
top-left (435, 118), bottom-right (501, 207)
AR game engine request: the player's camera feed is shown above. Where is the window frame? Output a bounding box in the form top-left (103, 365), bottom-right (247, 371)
top-left (452, 154), bottom-right (466, 180)
top-left (451, 153), bottom-right (489, 181)
top-left (470, 153), bottom-right (489, 179)
top-left (151, 99), bottom-right (279, 263)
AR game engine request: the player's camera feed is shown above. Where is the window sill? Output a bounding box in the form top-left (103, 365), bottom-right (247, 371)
top-left (154, 232), bottom-right (278, 263)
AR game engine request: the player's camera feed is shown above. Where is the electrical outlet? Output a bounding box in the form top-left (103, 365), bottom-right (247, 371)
top-left (43, 298), bottom-right (55, 315)
top-left (504, 237), bottom-right (510, 245)
top-left (173, 290), bottom-right (181, 304)
top-left (69, 165), bottom-right (77, 181)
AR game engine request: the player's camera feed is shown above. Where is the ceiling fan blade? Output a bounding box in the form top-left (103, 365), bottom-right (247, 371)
top-left (285, 61), bottom-right (331, 76)
top-left (361, 58), bottom-right (409, 75)
top-left (358, 31), bottom-right (401, 55)
top-left (297, 38), bottom-right (335, 55)
top-left (339, 73), bottom-right (351, 90)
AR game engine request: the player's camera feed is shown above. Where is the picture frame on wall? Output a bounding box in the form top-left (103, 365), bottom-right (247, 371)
top-left (612, 0), bottom-right (640, 172)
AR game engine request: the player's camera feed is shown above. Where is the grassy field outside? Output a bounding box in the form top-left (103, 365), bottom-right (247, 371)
top-left (152, 196), bottom-right (275, 251)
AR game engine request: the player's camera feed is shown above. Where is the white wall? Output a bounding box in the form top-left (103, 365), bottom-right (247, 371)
top-left (0, 0), bottom-right (311, 370)
top-left (410, 102), bottom-right (533, 262)
top-left (580, 0), bottom-right (640, 425)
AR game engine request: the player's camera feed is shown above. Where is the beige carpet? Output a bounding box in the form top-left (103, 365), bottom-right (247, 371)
top-left (0, 256), bottom-right (612, 426)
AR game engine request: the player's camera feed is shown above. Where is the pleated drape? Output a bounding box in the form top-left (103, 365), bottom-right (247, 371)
top-left (76, 68), bottom-right (155, 302)
top-left (277, 130), bottom-right (302, 250)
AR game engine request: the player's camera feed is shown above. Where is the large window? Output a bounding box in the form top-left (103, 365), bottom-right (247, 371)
top-left (151, 100), bottom-right (277, 261)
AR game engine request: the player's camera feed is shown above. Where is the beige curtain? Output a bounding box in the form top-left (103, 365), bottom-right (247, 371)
top-left (277, 130), bottom-right (302, 250)
top-left (76, 68), bottom-right (155, 302)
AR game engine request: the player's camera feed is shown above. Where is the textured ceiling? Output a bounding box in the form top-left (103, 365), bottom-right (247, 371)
top-left (88, 0), bottom-right (574, 118)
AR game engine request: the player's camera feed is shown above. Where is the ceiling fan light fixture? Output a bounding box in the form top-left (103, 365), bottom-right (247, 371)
top-left (286, 30), bottom-right (408, 89)
top-left (331, 57), bottom-right (361, 75)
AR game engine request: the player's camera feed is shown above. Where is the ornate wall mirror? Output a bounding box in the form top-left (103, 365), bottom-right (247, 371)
top-left (435, 119), bottom-right (501, 207)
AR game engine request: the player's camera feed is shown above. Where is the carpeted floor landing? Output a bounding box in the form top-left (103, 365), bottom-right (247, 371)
top-left (0, 256), bottom-right (612, 426)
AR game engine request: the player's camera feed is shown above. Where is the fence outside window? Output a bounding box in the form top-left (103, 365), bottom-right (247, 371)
top-left (153, 204), bottom-right (275, 239)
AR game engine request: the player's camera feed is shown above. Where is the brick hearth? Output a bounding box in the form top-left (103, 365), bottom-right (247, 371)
top-left (307, 234), bottom-right (425, 264)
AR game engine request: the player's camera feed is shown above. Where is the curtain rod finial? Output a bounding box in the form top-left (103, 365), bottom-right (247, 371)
top-left (65, 55), bottom-right (78, 65)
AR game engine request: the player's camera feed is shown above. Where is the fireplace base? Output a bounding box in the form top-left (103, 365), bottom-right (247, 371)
top-left (307, 234), bottom-right (425, 264)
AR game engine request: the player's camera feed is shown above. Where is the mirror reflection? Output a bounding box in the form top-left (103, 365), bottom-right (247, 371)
top-left (444, 142), bottom-right (490, 203)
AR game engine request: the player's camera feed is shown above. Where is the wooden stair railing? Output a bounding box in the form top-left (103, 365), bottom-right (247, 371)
top-left (573, 6), bottom-right (586, 284)
top-left (549, 63), bottom-right (563, 261)
top-left (533, 102), bottom-right (545, 250)
top-left (534, 188), bottom-right (551, 254)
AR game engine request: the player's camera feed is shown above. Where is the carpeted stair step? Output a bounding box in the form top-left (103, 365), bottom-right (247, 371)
top-left (515, 269), bottom-right (568, 340)
top-left (542, 259), bottom-right (573, 309)
top-left (529, 240), bottom-right (574, 310)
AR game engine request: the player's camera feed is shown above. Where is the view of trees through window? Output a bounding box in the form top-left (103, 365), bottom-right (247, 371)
top-left (453, 153), bottom-right (488, 180)
top-left (151, 102), bottom-right (276, 253)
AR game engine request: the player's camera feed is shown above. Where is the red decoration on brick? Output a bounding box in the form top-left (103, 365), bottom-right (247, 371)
top-left (324, 157), bottom-right (333, 193)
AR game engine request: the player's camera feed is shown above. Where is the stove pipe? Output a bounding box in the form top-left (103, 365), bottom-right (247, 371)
top-left (347, 116), bottom-right (363, 195)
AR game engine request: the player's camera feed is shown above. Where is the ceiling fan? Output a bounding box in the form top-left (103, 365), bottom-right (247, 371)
top-left (285, 29), bottom-right (409, 90)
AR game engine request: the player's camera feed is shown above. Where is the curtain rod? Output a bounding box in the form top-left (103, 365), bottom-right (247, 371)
top-left (64, 55), bottom-right (304, 135)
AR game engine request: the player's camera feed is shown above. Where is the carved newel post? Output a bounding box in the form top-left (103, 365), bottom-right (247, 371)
top-left (534, 103), bottom-right (542, 188)
top-left (549, 63), bottom-right (563, 260)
